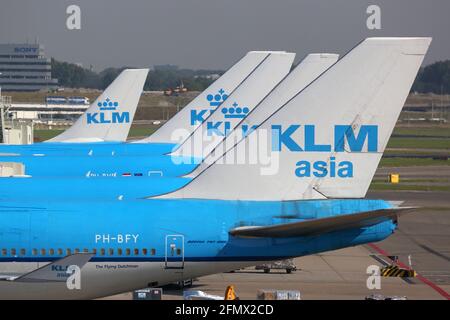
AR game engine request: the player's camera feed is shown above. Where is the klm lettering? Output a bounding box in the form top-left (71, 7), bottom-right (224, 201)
top-left (87, 112), bottom-right (130, 124)
top-left (272, 124), bottom-right (378, 152)
top-left (271, 124), bottom-right (378, 179)
top-left (190, 109), bottom-right (212, 125)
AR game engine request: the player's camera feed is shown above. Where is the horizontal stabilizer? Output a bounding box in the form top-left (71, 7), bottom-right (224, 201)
top-left (10, 253), bottom-right (94, 282)
top-left (229, 207), bottom-right (418, 238)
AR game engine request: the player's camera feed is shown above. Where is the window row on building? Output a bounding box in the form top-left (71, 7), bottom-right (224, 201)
top-left (0, 68), bottom-right (51, 73)
top-left (0, 75), bottom-right (51, 79)
top-left (0, 61), bottom-right (50, 66)
top-left (0, 54), bottom-right (43, 59)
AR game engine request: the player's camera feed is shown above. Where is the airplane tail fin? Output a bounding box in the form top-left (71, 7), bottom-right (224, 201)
top-left (171, 51), bottom-right (296, 158)
top-left (186, 53), bottom-right (339, 176)
top-left (141, 51), bottom-right (286, 144)
top-left (157, 38), bottom-right (431, 201)
top-left (48, 69), bottom-right (149, 143)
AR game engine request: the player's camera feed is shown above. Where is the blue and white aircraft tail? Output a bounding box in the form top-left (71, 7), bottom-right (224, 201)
top-left (0, 52), bottom-right (291, 158)
top-left (0, 53), bottom-right (341, 202)
top-left (185, 53), bottom-right (339, 175)
top-left (47, 69), bottom-right (149, 143)
top-left (160, 37), bottom-right (432, 200)
top-left (0, 52), bottom-right (296, 179)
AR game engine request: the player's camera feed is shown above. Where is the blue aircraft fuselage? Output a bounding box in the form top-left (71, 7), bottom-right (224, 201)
top-left (0, 198), bottom-right (396, 264)
top-left (0, 176), bottom-right (191, 201)
top-left (0, 142), bottom-right (177, 157)
top-left (0, 154), bottom-right (199, 178)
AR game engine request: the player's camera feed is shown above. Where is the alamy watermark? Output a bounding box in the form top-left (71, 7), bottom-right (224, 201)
top-left (366, 265), bottom-right (381, 290)
top-left (366, 5), bottom-right (381, 30)
top-left (66, 264), bottom-right (82, 290)
top-left (66, 5), bottom-right (81, 30)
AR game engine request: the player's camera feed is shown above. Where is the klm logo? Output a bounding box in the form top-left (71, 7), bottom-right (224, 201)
top-left (87, 98), bottom-right (130, 124)
top-left (221, 102), bottom-right (249, 119)
top-left (190, 109), bottom-right (211, 126)
top-left (271, 124), bottom-right (378, 152)
top-left (207, 102), bottom-right (252, 136)
top-left (271, 124), bottom-right (378, 179)
top-left (190, 89), bottom-right (228, 125)
top-left (207, 89), bottom-right (228, 108)
top-left (51, 264), bottom-right (71, 279)
top-left (51, 265), bottom-right (68, 272)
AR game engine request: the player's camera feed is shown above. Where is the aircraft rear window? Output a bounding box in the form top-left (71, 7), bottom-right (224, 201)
top-left (151, 249), bottom-right (156, 256)
top-left (117, 248), bottom-right (123, 256)
top-left (49, 249), bottom-right (55, 255)
top-left (142, 249), bottom-right (147, 255)
top-left (109, 249), bottom-right (114, 256)
top-left (57, 249), bottom-right (63, 255)
top-left (41, 249), bottom-right (46, 256)
top-left (134, 249), bottom-right (139, 255)
top-left (100, 249), bottom-right (105, 256)
top-left (66, 249), bottom-right (72, 255)
top-left (32, 249), bottom-right (37, 256)
top-left (1, 249), bottom-right (6, 256)
top-left (126, 249), bottom-right (130, 256)
top-left (20, 249), bottom-right (26, 256)
top-left (11, 249), bottom-right (16, 256)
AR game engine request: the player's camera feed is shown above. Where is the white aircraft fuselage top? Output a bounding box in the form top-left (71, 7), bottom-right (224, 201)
top-left (47, 69), bottom-right (149, 143)
top-left (158, 38), bottom-right (432, 201)
top-left (143, 51), bottom-right (295, 146)
top-left (171, 51), bottom-right (296, 158)
top-left (186, 53), bottom-right (339, 177)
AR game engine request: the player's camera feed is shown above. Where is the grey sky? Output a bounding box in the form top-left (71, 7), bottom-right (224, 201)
top-left (1, 0), bottom-right (448, 71)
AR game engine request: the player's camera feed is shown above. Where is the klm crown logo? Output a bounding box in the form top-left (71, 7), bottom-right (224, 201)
top-left (221, 102), bottom-right (250, 119)
top-left (87, 97), bottom-right (130, 124)
top-left (206, 89), bottom-right (228, 108)
top-left (97, 98), bottom-right (119, 111)
top-left (190, 89), bottom-right (229, 126)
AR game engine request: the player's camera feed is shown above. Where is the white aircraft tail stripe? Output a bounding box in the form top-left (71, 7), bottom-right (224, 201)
top-left (157, 37), bottom-right (431, 201)
top-left (48, 69), bottom-right (148, 143)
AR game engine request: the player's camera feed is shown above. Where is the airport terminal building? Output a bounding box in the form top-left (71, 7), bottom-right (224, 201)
top-left (0, 43), bottom-right (58, 91)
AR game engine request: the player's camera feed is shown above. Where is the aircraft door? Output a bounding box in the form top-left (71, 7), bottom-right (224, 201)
top-left (165, 235), bottom-right (184, 269)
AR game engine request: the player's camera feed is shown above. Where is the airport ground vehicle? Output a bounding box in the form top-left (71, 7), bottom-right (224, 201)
top-left (255, 259), bottom-right (297, 274)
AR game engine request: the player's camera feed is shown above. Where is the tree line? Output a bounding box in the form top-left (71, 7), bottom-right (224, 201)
top-left (52, 58), bottom-right (450, 94)
top-left (412, 60), bottom-right (450, 94)
top-left (51, 59), bottom-right (222, 91)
